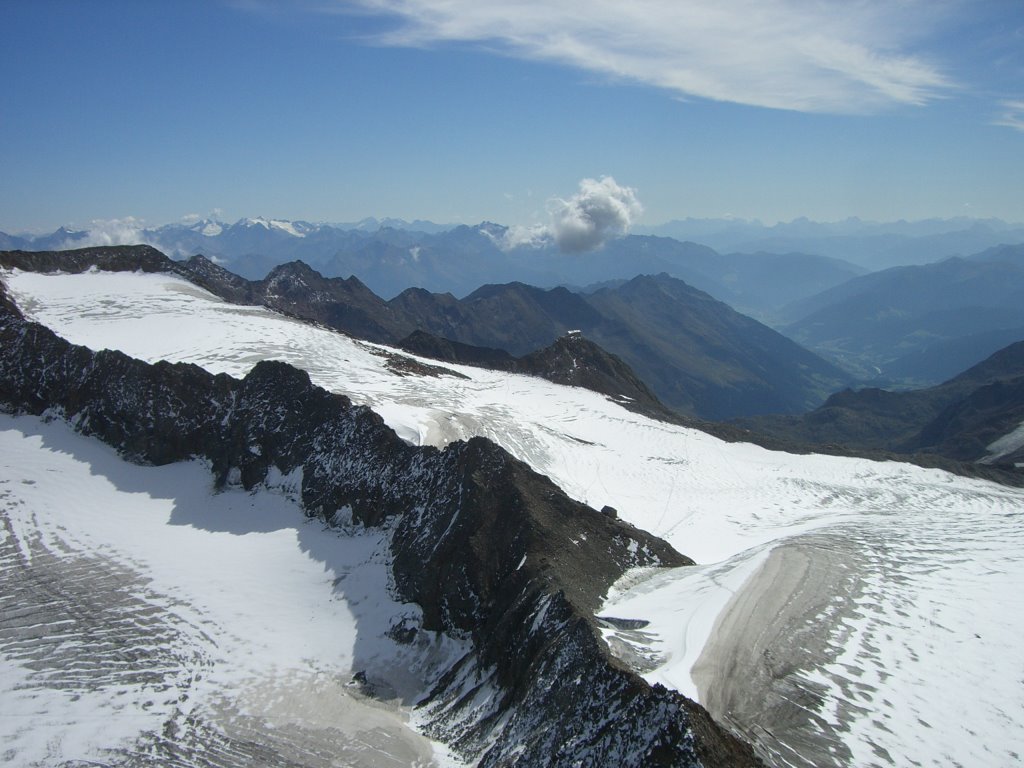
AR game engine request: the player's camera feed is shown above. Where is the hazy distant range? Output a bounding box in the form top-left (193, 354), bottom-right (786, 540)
top-left (5, 215), bottom-right (1024, 296)
top-left (5, 215), bottom-right (1024, 390)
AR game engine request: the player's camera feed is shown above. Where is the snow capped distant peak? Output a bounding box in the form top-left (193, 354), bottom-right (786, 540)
top-left (477, 221), bottom-right (508, 236)
top-left (182, 219), bottom-right (223, 237)
top-left (234, 217), bottom-right (309, 237)
top-left (237, 217), bottom-right (270, 229)
top-left (270, 219), bottom-right (306, 237)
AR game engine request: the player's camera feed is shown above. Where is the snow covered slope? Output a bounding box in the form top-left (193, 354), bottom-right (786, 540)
top-left (986, 419), bottom-right (1024, 465)
top-left (5, 267), bottom-right (1024, 767)
top-left (0, 413), bottom-right (466, 767)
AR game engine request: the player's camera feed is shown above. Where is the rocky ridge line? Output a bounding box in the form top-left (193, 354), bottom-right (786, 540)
top-left (0, 246), bottom-right (678, 421)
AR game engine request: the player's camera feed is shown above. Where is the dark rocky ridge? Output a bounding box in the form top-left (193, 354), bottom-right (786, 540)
top-left (0, 278), bottom-right (761, 767)
top-left (0, 245), bottom-right (173, 275)
top-left (399, 328), bottom-right (682, 423)
top-left (1, 246), bottom-right (848, 420)
top-left (516, 332), bottom-right (669, 413)
top-left (230, 256), bottom-right (847, 420)
top-left (193, 256), bottom-right (850, 420)
top-left (388, 274), bottom-right (849, 419)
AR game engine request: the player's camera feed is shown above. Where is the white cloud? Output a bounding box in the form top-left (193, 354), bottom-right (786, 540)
top-left (548, 177), bottom-right (642, 253)
top-left (324, 0), bottom-right (952, 113)
top-left (483, 177), bottom-right (641, 252)
top-left (994, 100), bottom-right (1024, 133)
top-left (64, 217), bottom-right (154, 249)
top-left (499, 223), bottom-right (550, 250)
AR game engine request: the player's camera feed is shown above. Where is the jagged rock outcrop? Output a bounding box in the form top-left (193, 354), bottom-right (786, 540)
top-left (399, 328), bottom-right (685, 423)
top-left (0, 278), bottom-right (761, 767)
top-left (398, 328), bottom-right (520, 369)
top-left (515, 332), bottom-right (679, 421)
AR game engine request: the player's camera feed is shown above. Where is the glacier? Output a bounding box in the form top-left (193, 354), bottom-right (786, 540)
top-left (0, 413), bottom-right (467, 767)
top-left (3, 266), bottom-right (1024, 767)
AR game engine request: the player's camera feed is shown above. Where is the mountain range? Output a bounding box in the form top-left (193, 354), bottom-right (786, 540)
top-left (1, 246), bottom-right (849, 421)
top-left (6, 217), bottom-right (1024, 391)
top-left (740, 340), bottom-right (1024, 467)
top-left (0, 217), bottom-right (878, 317)
top-left (779, 245), bottom-right (1024, 385)
top-left (4, 249), bottom-right (1024, 767)
top-left (203, 255), bottom-right (855, 419)
top-left (637, 216), bottom-right (1024, 271)
top-left (0, 273), bottom-right (757, 767)
top-left (7, 244), bottom-right (1023, 470)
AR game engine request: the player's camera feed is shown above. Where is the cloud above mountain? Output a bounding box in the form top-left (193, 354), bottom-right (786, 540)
top-left (61, 217), bottom-right (154, 249)
top-left (326, 0), bottom-right (951, 113)
top-left (548, 177), bottom-right (642, 253)
top-left (493, 177), bottom-right (641, 253)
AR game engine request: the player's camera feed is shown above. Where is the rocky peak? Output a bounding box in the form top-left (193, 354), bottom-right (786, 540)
top-left (179, 254), bottom-right (256, 303)
top-left (517, 332), bottom-right (663, 404)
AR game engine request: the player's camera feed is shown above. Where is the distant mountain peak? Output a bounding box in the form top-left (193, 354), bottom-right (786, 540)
top-left (234, 217), bottom-right (309, 237)
top-left (174, 218), bottom-right (224, 237)
top-left (346, 217), bottom-right (453, 234)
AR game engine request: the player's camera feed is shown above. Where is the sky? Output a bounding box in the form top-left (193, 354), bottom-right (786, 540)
top-left (2, 0), bottom-right (1023, 233)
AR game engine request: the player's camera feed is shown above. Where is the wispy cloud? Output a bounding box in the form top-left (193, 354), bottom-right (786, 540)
top-left (994, 99), bottom-right (1024, 132)
top-left (319, 0), bottom-right (952, 113)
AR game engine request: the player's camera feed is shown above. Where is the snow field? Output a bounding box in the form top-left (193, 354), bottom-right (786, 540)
top-left (985, 418), bottom-right (1024, 464)
top-left (0, 413), bottom-right (466, 767)
top-left (6, 267), bottom-right (1024, 767)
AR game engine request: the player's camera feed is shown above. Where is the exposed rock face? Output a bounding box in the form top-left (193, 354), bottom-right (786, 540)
top-left (0, 278), bottom-right (761, 767)
top-left (398, 328), bottom-right (520, 369)
top-left (399, 328), bottom-right (685, 423)
top-left (0, 245), bottom-right (171, 274)
top-left (516, 332), bottom-right (675, 419)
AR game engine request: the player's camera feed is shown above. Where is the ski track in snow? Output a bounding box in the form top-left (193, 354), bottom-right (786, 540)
top-left (5, 268), bottom-right (1024, 767)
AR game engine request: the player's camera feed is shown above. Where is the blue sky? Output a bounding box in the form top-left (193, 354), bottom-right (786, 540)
top-left (2, 0), bottom-right (1023, 233)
